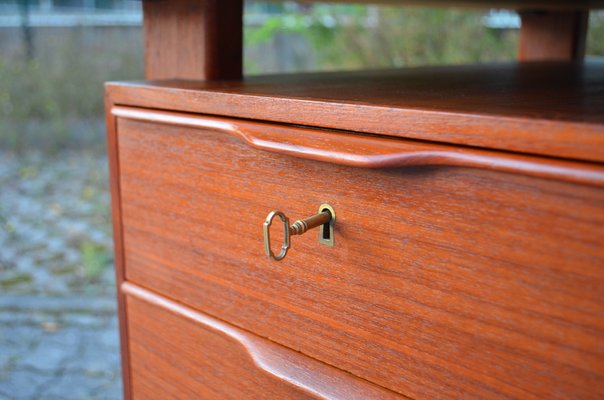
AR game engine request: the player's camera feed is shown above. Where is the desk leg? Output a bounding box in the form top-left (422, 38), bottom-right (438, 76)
top-left (143, 0), bottom-right (243, 81)
top-left (518, 10), bottom-right (588, 62)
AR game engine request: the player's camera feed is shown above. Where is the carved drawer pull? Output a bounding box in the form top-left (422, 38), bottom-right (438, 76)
top-left (263, 204), bottom-right (335, 261)
top-left (113, 107), bottom-right (604, 187)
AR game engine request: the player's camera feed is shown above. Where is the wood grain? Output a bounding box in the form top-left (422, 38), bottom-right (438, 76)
top-left (519, 10), bottom-right (588, 61)
top-left (112, 106), bottom-right (604, 187)
top-left (117, 117), bottom-right (604, 400)
top-left (124, 282), bottom-right (405, 400)
top-left (105, 61), bottom-right (604, 163)
top-left (104, 95), bottom-right (131, 400)
top-left (143, 0), bottom-right (242, 80)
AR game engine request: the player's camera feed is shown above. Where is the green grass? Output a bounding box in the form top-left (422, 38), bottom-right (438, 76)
top-left (80, 241), bottom-right (112, 281)
top-left (0, 273), bottom-right (33, 289)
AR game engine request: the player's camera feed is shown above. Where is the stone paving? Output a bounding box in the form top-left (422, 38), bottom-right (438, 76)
top-left (0, 151), bottom-right (122, 399)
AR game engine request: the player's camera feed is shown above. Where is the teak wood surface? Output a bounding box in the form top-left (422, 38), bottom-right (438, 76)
top-left (143, 0), bottom-right (242, 80)
top-left (106, 62), bottom-right (604, 164)
top-left (111, 106), bottom-right (604, 187)
top-left (115, 3), bottom-right (604, 397)
top-left (113, 114), bottom-right (604, 400)
top-left (124, 283), bottom-right (404, 399)
top-left (519, 11), bottom-right (588, 61)
top-left (105, 95), bottom-right (132, 399)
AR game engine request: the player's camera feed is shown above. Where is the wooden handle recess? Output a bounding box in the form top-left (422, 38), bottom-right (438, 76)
top-left (121, 282), bottom-right (401, 399)
top-left (112, 106), bottom-right (604, 187)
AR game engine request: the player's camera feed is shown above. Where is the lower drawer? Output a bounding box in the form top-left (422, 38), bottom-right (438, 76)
top-left (115, 109), bottom-right (604, 399)
top-left (124, 283), bottom-right (399, 400)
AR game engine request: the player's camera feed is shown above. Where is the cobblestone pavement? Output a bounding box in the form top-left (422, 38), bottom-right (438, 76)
top-left (0, 151), bottom-right (122, 399)
top-left (0, 296), bottom-right (121, 400)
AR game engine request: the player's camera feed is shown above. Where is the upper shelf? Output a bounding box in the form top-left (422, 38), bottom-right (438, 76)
top-left (107, 61), bottom-right (604, 164)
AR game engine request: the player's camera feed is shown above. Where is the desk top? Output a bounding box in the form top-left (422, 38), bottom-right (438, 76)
top-left (107, 61), bottom-right (604, 163)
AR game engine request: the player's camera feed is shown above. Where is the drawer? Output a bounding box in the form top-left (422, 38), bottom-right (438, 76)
top-left (114, 107), bottom-right (604, 400)
top-left (124, 282), bottom-right (398, 400)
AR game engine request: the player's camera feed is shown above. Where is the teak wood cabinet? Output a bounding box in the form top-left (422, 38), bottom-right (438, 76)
top-left (106, 1), bottom-right (604, 399)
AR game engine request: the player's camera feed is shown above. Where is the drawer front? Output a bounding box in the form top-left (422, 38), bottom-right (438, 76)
top-left (125, 283), bottom-right (399, 400)
top-left (116, 113), bottom-right (604, 400)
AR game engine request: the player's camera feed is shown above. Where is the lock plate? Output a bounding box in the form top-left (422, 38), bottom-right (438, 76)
top-left (318, 203), bottom-right (336, 247)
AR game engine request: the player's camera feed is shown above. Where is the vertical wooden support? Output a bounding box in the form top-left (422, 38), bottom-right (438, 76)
top-left (519, 10), bottom-right (589, 61)
top-left (104, 92), bottom-right (133, 400)
top-left (143, 0), bottom-right (243, 80)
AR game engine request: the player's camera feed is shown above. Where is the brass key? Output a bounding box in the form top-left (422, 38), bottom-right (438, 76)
top-left (263, 203), bottom-right (335, 261)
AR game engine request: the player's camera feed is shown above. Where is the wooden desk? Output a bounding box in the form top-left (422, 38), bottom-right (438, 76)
top-left (106, 1), bottom-right (604, 399)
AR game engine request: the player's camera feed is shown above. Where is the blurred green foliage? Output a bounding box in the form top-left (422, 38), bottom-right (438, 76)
top-left (246, 5), bottom-right (519, 71)
top-left (0, 27), bottom-right (143, 153)
top-left (0, 28), bottom-right (143, 121)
